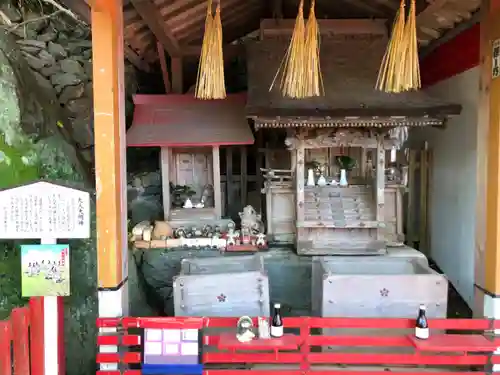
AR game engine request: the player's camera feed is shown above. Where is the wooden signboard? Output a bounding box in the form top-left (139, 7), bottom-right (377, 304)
top-left (0, 181), bottom-right (91, 239)
top-left (0, 180), bottom-right (91, 375)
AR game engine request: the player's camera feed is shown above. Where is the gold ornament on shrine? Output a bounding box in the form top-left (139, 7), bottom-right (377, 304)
top-left (270, 0), bottom-right (323, 99)
top-left (195, 0), bottom-right (226, 100)
top-left (376, 0), bottom-right (421, 93)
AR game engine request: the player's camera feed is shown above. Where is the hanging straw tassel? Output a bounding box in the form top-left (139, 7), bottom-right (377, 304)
top-left (195, 0), bottom-right (214, 99)
top-left (270, 0), bottom-right (306, 98)
top-left (375, 0), bottom-right (406, 93)
top-left (195, 0), bottom-right (226, 100)
top-left (401, 0), bottom-right (421, 91)
top-left (303, 0), bottom-right (323, 97)
top-left (211, 3), bottom-right (226, 98)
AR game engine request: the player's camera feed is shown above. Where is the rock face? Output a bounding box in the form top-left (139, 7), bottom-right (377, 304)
top-left (137, 248), bottom-right (312, 317)
top-left (128, 171), bottom-right (164, 225)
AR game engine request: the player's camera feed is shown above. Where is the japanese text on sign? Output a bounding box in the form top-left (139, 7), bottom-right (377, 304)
top-left (493, 39), bottom-right (500, 79)
top-left (0, 181), bottom-right (90, 239)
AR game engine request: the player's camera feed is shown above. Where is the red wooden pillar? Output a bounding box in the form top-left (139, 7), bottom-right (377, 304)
top-left (90, 0), bottom-right (129, 369)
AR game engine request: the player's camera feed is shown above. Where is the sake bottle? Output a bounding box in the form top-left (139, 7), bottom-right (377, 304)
top-left (415, 304), bottom-right (429, 339)
top-left (270, 303), bottom-right (283, 338)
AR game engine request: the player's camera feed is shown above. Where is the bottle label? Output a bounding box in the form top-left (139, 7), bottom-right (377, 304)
top-left (415, 327), bottom-right (429, 339)
top-left (270, 325), bottom-right (283, 337)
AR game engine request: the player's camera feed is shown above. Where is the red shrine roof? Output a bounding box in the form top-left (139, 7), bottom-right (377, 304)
top-left (127, 93), bottom-right (254, 147)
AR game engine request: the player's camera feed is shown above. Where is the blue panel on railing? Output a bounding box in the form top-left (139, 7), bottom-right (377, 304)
top-left (142, 364), bottom-right (203, 375)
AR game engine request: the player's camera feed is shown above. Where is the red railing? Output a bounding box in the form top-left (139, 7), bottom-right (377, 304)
top-left (96, 316), bottom-right (500, 375)
top-left (0, 299), bottom-right (45, 375)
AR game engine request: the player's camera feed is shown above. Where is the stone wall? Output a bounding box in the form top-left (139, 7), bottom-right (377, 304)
top-left (0, 1), bottom-right (138, 164)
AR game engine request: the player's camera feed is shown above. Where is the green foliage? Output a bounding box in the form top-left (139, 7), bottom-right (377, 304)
top-left (336, 155), bottom-right (357, 171)
top-left (0, 241), bottom-right (25, 319)
top-left (0, 133), bottom-right (39, 189)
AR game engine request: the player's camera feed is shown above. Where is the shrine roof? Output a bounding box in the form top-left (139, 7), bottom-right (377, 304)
top-left (127, 93), bottom-right (254, 148)
top-left (246, 37), bottom-right (462, 129)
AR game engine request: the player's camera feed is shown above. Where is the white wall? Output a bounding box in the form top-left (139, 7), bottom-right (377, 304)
top-left (410, 67), bottom-right (479, 307)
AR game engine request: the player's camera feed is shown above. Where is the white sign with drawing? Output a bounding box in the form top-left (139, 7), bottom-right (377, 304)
top-left (493, 39), bottom-right (500, 79)
top-left (0, 181), bottom-right (91, 239)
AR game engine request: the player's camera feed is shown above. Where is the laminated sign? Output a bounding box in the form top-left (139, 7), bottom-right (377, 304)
top-left (21, 244), bottom-right (71, 297)
top-left (493, 39), bottom-right (500, 79)
top-left (143, 328), bottom-right (201, 365)
top-left (0, 181), bottom-right (91, 239)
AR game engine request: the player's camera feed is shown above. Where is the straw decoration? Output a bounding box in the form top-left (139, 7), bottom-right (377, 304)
top-left (303, 0), bottom-right (324, 97)
top-left (269, 0), bottom-right (306, 98)
top-left (401, 0), bottom-right (421, 91)
top-left (375, 0), bottom-right (406, 93)
top-left (195, 0), bottom-right (226, 100)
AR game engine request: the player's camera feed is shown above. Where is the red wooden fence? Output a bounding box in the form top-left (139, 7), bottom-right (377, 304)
top-left (0, 298), bottom-right (45, 375)
top-left (96, 316), bottom-right (500, 375)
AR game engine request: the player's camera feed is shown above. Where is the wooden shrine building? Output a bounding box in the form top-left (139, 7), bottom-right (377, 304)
top-left (127, 93), bottom-right (254, 225)
top-left (59, 0), bottom-right (500, 323)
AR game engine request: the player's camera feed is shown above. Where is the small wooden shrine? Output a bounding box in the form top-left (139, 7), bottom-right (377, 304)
top-left (127, 93), bottom-right (254, 227)
top-left (246, 20), bottom-right (462, 255)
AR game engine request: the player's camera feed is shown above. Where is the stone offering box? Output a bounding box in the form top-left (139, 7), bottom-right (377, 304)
top-left (173, 254), bottom-right (270, 317)
top-left (312, 256), bottom-right (448, 353)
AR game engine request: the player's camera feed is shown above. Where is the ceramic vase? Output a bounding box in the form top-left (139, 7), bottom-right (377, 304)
top-left (339, 169), bottom-right (348, 187)
top-left (306, 168), bottom-right (316, 187)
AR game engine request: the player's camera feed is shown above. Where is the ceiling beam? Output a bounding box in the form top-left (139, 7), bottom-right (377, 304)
top-left (177, 1), bottom-right (263, 43)
top-left (419, 10), bottom-right (480, 58)
top-left (185, 11), bottom-right (262, 46)
top-left (417, 0), bottom-right (449, 22)
top-left (130, 0), bottom-right (181, 57)
top-left (182, 43), bottom-right (244, 58)
top-left (124, 45), bottom-right (152, 71)
top-left (170, 0), bottom-right (245, 34)
top-left (159, 0), bottom-right (200, 18)
top-left (336, 0), bottom-right (390, 17)
top-left (260, 18), bottom-right (388, 37)
top-left (371, 0), bottom-right (398, 11)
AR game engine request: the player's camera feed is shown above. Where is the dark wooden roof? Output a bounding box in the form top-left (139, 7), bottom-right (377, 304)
top-left (127, 93), bottom-right (255, 147)
top-left (245, 29), bottom-right (462, 124)
top-left (60, 0), bottom-right (481, 71)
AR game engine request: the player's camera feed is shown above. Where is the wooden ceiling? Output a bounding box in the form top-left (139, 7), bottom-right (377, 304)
top-left (62, 0), bottom-right (481, 72)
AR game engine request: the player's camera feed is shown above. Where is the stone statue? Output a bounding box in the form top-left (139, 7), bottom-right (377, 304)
top-left (239, 205), bottom-right (265, 235)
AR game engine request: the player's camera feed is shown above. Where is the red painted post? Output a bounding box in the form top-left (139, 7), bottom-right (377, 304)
top-left (29, 298), bottom-right (45, 375)
top-left (300, 317), bottom-right (310, 372)
top-left (11, 308), bottom-right (30, 375)
top-left (0, 321), bottom-right (12, 375)
top-left (57, 296), bottom-right (66, 375)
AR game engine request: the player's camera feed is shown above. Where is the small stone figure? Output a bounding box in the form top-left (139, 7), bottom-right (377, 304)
top-left (202, 225), bottom-right (213, 238)
top-left (256, 233), bottom-right (267, 248)
top-left (239, 205), bottom-right (265, 235)
top-left (227, 220), bottom-right (236, 233)
top-left (227, 231), bottom-right (238, 246)
top-left (192, 227), bottom-right (203, 237)
top-left (241, 227), bottom-right (251, 245)
top-left (213, 225), bottom-right (222, 238)
top-left (174, 227), bottom-right (186, 238)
